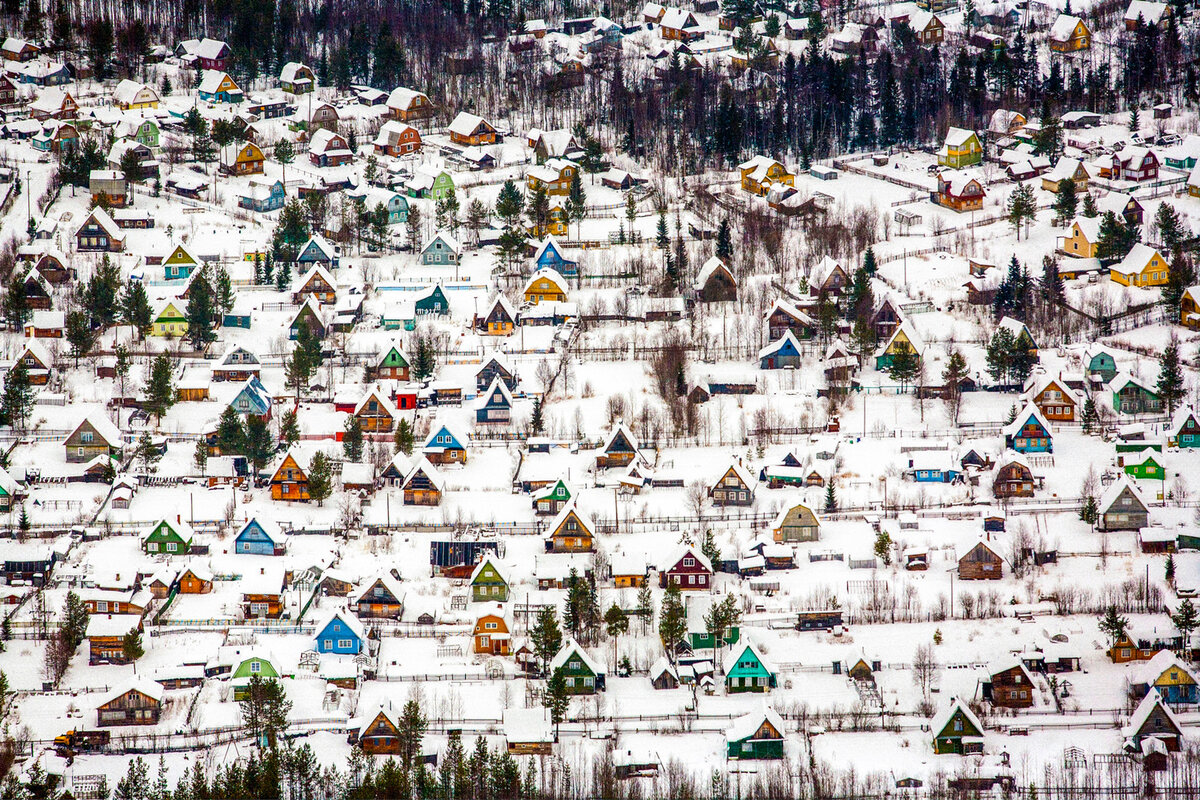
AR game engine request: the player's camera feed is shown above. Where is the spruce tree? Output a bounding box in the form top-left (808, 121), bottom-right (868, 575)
top-left (343, 415), bottom-right (364, 461)
top-left (307, 451), bottom-right (333, 505)
top-left (1157, 337), bottom-right (1185, 415)
top-left (145, 352), bottom-right (175, 425)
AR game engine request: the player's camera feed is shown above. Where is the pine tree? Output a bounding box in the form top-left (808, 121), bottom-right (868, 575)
top-left (145, 352), bottom-right (175, 425)
top-left (532, 605), bottom-right (562, 675)
top-left (307, 451), bottom-right (332, 505)
top-left (243, 416), bottom-right (273, 476)
top-left (658, 583), bottom-right (687, 663)
top-left (1053, 179), bottom-right (1077, 226)
top-left (986, 328), bottom-right (1015, 384)
top-left (863, 246), bottom-right (877, 276)
top-left (216, 406), bottom-right (245, 455)
top-left (824, 481), bottom-right (837, 513)
top-left (185, 270), bottom-right (217, 350)
top-left (1081, 192), bottom-right (1099, 217)
top-left (1041, 256), bottom-right (1065, 306)
top-left (700, 529), bottom-right (720, 571)
top-left (1167, 553), bottom-right (1177, 584)
top-left (394, 418), bottom-right (414, 454)
top-left (1163, 253), bottom-right (1196, 314)
top-left (1173, 599), bottom-right (1199, 653)
top-left (887, 341), bottom-right (920, 391)
top-left (874, 530), bottom-right (893, 565)
top-left (279, 409), bottom-right (300, 447)
top-left (122, 629), bottom-right (145, 662)
top-left (343, 415), bottom-right (364, 461)
top-left (413, 332), bottom-right (436, 380)
top-left (716, 218), bottom-right (733, 261)
top-left (1157, 336), bottom-right (1186, 415)
top-left (121, 279), bottom-right (153, 339)
top-left (0, 360), bottom-right (35, 430)
top-left (543, 669), bottom-right (570, 741)
top-left (1155, 202), bottom-right (1187, 252)
top-left (1098, 605), bottom-right (1129, 651)
top-left (1079, 495), bottom-right (1098, 529)
top-left (1081, 396), bottom-right (1099, 434)
top-left (3, 274), bottom-right (28, 330)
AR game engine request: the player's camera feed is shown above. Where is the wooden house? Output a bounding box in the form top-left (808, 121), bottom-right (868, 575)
top-left (1123, 693), bottom-right (1182, 753)
top-left (241, 566), bottom-right (286, 618)
top-left (758, 330), bottom-right (804, 369)
top-left (694, 256), bottom-right (737, 302)
top-left (87, 614), bottom-right (143, 664)
top-left (214, 345), bottom-right (262, 382)
top-left (726, 642), bottom-right (777, 693)
top-left (545, 500), bottom-right (596, 553)
top-left (502, 708), bottom-right (554, 755)
top-left (874, 322), bottom-right (923, 370)
top-left (269, 448), bottom-right (310, 502)
top-left (279, 61), bottom-right (315, 93)
top-left (662, 546), bottom-right (713, 590)
top-left (549, 638), bottom-right (606, 693)
top-left (1002, 405), bottom-right (1053, 453)
top-left (75, 206), bottom-right (125, 252)
top-left (765, 299), bottom-right (816, 341)
top-left (709, 460), bottom-right (757, 506)
top-left (386, 87), bottom-right (435, 122)
top-left (233, 517), bottom-right (287, 555)
top-left (1111, 373), bottom-right (1162, 414)
top-left (289, 297), bottom-right (326, 340)
top-left (726, 709), bottom-right (785, 760)
top-left (423, 424), bottom-right (467, 464)
top-left (523, 268), bottom-right (568, 304)
top-left (931, 699), bottom-right (984, 754)
top-left (1098, 477), bottom-right (1150, 532)
top-left (1169, 406), bottom-right (1200, 448)
top-left (448, 112), bottom-right (496, 146)
top-left (219, 142), bottom-right (265, 176)
top-left (771, 502), bottom-right (821, 543)
top-left (402, 457), bottom-right (444, 505)
top-left (992, 456), bottom-right (1036, 498)
top-left (526, 158), bottom-right (579, 196)
top-left (476, 376), bottom-right (514, 424)
top-left (142, 517), bottom-right (194, 555)
top-left (293, 265), bottom-right (337, 305)
top-left (355, 704), bottom-right (403, 755)
top-left (596, 424), bottom-right (639, 469)
top-left (354, 387), bottom-right (397, 432)
top-left (16, 340), bottom-right (51, 385)
top-left (178, 563), bottom-right (213, 594)
top-left (476, 353), bottom-right (517, 392)
top-left (419, 231), bottom-right (460, 267)
top-left (533, 478), bottom-right (572, 516)
top-left (473, 603), bottom-right (511, 655)
top-left (985, 660), bottom-right (1035, 707)
top-left (958, 540), bottom-right (1003, 580)
top-left (936, 127), bottom-right (982, 168)
top-left (352, 574), bottom-right (405, 619)
top-left (96, 679), bottom-right (162, 727)
top-left (373, 120), bottom-right (422, 157)
top-left (198, 70), bottom-right (242, 103)
top-left (314, 610), bottom-right (365, 655)
top-left (1048, 14), bottom-right (1090, 51)
top-left (933, 170), bottom-right (985, 212)
top-left (373, 343), bottom-right (411, 381)
top-left (1131, 651), bottom-right (1199, 703)
top-left (737, 155), bottom-right (794, 196)
top-left (470, 555), bottom-right (509, 602)
top-left (308, 129), bottom-right (353, 167)
top-left (1111, 244), bottom-right (1169, 288)
top-left (1026, 374), bottom-right (1078, 422)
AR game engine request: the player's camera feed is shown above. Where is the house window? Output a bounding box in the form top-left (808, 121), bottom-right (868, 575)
top-left (570, 660), bottom-right (581, 670)
top-left (250, 661), bottom-right (262, 674)
top-left (166, 542), bottom-right (178, 552)
top-left (338, 639), bottom-right (353, 648)
top-left (81, 431), bottom-right (94, 443)
top-left (683, 557), bottom-right (694, 567)
top-left (324, 639), bottom-right (333, 649)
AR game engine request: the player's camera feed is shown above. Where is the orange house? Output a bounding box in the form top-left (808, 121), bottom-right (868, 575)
top-left (1027, 376), bottom-right (1078, 422)
top-left (473, 604), bottom-right (511, 655)
top-left (448, 112), bottom-right (496, 146)
top-left (178, 564), bottom-right (213, 594)
top-left (269, 449), bottom-right (310, 501)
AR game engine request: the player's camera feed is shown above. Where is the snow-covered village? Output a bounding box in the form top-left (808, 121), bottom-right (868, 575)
top-left (6, 0), bottom-right (1200, 795)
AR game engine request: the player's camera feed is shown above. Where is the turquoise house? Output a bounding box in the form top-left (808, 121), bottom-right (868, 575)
top-left (1085, 346), bottom-right (1118, 383)
top-left (296, 235), bottom-right (339, 269)
top-left (1002, 406), bottom-right (1052, 453)
top-left (1171, 407), bottom-right (1200, 448)
top-left (726, 642), bottom-right (777, 693)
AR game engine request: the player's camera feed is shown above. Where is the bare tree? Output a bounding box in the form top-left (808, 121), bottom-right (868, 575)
top-left (686, 479), bottom-right (708, 520)
top-left (912, 641), bottom-right (938, 714)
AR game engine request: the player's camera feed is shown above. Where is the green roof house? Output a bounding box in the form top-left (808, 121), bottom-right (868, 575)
top-left (431, 170), bottom-right (455, 201)
top-left (726, 642), bottom-right (777, 693)
top-left (931, 698), bottom-right (984, 755)
top-left (532, 478), bottom-right (572, 516)
top-left (726, 708), bottom-right (785, 759)
top-left (142, 517), bottom-right (194, 555)
top-left (549, 637), bottom-right (606, 694)
top-left (231, 651), bottom-right (279, 700)
top-left (469, 555), bottom-right (509, 602)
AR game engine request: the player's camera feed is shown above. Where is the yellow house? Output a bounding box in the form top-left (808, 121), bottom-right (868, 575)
top-left (737, 155), bottom-right (794, 196)
top-left (523, 268), bottom-right (568, 304)
top-left (151, 301), bottom-right (187, 337)
top-left (937, 127), bottom-right (982, 168)
top-left (874, 321), bottom-right (923, 370)
top-left (219, 142), bottom-right (265, 176)
top-left (1111, 244), bottom-right (1170, 287)
top-left (1059, 217), bottom-right (1100, 259)
top-left (526, 158), bottom-right (578, 196)
top-left (1048, 14), bottom-right (1090, 52)
top-left (114, 79), bottom-right (161, 110)
top-left (1181, 286), bottom-right (1200, 328)
top-left (528, 204), bottom-right (569, 238)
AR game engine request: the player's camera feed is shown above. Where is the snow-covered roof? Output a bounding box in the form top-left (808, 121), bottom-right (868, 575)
top-left (1125, 0), bottom-right (1169, 23)
top-left (1123, 691), bottom-right (1181, 739)
top-left (694, 256), bottom-right (734, 291)
top-left (449, 111), bottom-right (491, 137)
top-left (387, 87), bottom-right (430, 111)
top-left (98, 676), bottom-right (163, 709)
top-left (726, 706), bottom-right (785, 742)
top-left (550, 636), bottom-right (606, 674)
top-left (1098, 475), bottom-right (1148, 513)
top-left (1111, 243), bottom-right (1164, 277)
top-left (1049, 14), bottom-right (1084, 41)
top-left (929, 697), bottom-right (983, 736)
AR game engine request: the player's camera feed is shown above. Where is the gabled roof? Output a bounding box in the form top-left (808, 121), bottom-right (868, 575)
top-left (1132, 649), bottom-right (1196, 688)
top-left (296, 263), bottom-right (337, 292)
top-left (386, 87), bottom-right (430, 111)
top-left (449, 111), bottom-right (492, 137)
top-left (235, 516), bottom-right (285, 545)
top-left (218, 345), bottom-right (261, 369)
top-left (351, 573), bottom-right (405, 606)
top-left (523, 267), bottom-right (568, 295)
top-left (758, 329), bottom-right (803, 360)
top-left (1098, 475), bottom-right (1149, 514)
top-left (1002, 403), bottom-right (1053, 438)
top-left (1123, 691), bottom-right (1182, 739)
top-left (764, 298), bottom-right (816, 327)
top-left (712, 460), bottom-right (757, 493)
top-left (198, 70), bottom-right (238, 95)
top-left (469, 554), bottom-right (506, 585)
top-left (601, 422), bottom-right (639, 454)
top-left (729, 641), bottom-right (777, 675)
top-left (550, 636), bottom-right (606, 674)
top-left (300, 234), bottom-right (337, 262)
top-left (423, 423), bottom-right (464, 451)
top-left (726, 706), bottom-right (785, 742)
top-left (75, 206), bottom-right (121, 239)
top-left (930, 697), bottom-right (983, 737)
top-left (422, 230), bottom-right (461, 255)
top-left (667, 544), bottom-right (713, 574)
top-left (376, 341), bottom-right (411, 369)
top-left (1112, 243), bottom-right (1164, 277)
top-left (875, 320), bottom-right (924, 357)
top-left (1049, 13), bottom-right (1085, 40)
top-left (68, 412), bottom-right (122, 448)
top-left (695, 256), bottom-right (735, 291)
top-left (98, 677), bottom-right (163, 709)
top-left (478, 375), bottom-right (515, 409)
top-left (1171, 404), bottom-right (1200, 435)
top-left (314, 608), bottom-right (366, 642)
top-left (403, 455), bottom-right (445, 492)
top-left (549, 498), bottom-right (596, 536)
top-left (279, 62), bottom-right (312, 84)
top-left (309, 127), bottom-right (349, 155)
top-left (943, 126), bottom-right (978, 147)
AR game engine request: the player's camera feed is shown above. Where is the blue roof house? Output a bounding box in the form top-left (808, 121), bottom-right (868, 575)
top-left (230, 376), bottom-right (273, 419)
top-left (296, 235), bottom-right (339, 268)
